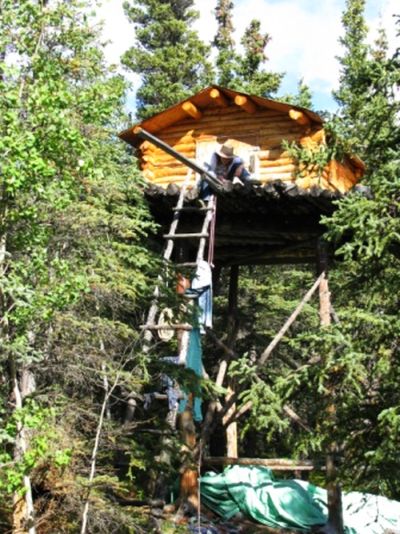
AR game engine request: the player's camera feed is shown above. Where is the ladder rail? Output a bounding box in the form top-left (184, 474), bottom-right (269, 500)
top-left (197, 196), bottom-right (216, 263)
top-left (143, 171), bottom-right (194, 349)
top-left (142, 173), bottom-right (217, 349)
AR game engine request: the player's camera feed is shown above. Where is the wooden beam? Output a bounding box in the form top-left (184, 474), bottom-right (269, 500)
top-left (258, 272), bottom-right (324, 365)
top-left (203, 457), bottom-right (314, 470)
top-left (182, 101), bottom-right (202, 120)
top-left (209, 88), bottom-right (229, 107)
top-left (289, 109), bottom-right (310, 126)
top-left (317, 241), bottom-right (344, 533)
top-left (234, 95), bottom-right (257, 114)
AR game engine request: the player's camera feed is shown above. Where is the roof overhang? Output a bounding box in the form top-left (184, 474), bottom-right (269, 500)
top-left (119, 85), bottom-right (324, 148)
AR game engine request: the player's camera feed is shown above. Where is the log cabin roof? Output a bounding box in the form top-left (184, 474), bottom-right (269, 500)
top-left (119, 85), bottom-right (324, 147)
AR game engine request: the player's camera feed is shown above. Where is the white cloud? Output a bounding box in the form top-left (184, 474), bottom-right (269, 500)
top-left (96, 0), bottom-right (133, 65)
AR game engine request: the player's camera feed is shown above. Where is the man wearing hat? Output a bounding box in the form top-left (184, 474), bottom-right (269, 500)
top-left (200, 142), bottom-right (251, 199)
top-left (211, 142), bottom-right (251, 184)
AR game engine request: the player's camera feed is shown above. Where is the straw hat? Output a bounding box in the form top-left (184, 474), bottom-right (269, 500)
top-left (216, 143), bottom-right (236, 159)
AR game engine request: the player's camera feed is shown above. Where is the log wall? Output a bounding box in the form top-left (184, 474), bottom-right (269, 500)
top-left (137, 105), bottom-right (361, 193)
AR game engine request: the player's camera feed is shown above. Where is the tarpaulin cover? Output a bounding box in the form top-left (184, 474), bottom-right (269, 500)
top-left (179, 328), bottom-right (203, 421)
top-left (200, 466), bottom-right (400, 533)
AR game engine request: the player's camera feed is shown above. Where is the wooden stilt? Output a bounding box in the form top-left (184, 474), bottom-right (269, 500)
top-left (178, 397), bottom-right (199, 513)
top-left (225, 266), bottom-right (239, 458)
top-left (318, 240), bottom-right (344, 534)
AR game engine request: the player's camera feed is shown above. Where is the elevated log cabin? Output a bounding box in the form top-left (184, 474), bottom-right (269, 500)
top-left (119, 85), bottom-right (365, 266)
top-left (119, 87), bottom-right (362, 524)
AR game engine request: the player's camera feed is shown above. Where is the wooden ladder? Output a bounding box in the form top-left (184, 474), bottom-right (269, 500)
top-left (142, 171), bottom-right (216, 351)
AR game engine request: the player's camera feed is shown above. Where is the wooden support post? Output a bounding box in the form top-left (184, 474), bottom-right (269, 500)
top-left (225, 266), bottom-right (239, 458)
top-left (204, 457), bottom-right (314, 470)
top-left (234, 95), bottom-right (257, 114)
top-left (318, 240), bottom-right (344, 534)
top-left (209, 88), bottom-right (229, 107)
top-left (178, 396), bottom-right (199, 513)
top-left (177, 296), bottom-right (198, 514)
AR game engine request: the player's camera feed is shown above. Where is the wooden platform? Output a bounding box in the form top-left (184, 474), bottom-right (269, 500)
top-left (145, 180), bottom-right (370, 266)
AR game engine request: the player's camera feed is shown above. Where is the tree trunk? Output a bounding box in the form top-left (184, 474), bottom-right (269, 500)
top-left (318, 241), bottom-right (344, 534)
top-left (225, 266), bottom-right (239, 458)
top-left (11, 362), bottom-right (37, 534)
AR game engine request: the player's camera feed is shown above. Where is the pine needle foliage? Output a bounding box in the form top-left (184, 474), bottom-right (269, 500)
top-left (122, 0), bottom-right (214, 119)
top-left (0, 1), bottom-right (160, 530)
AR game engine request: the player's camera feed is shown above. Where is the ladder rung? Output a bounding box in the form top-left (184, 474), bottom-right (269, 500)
top-left (141, 324), bottom-right (193, 331)
top-left (174, 207), bottom-right (214, 212)
top-left (175, 262), bottom-right (198, 267)
top-left (164, 232), bottom-right (208, 240)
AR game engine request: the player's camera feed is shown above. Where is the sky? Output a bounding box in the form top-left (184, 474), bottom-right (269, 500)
top-left (97, 0), bottom-right (398, 114)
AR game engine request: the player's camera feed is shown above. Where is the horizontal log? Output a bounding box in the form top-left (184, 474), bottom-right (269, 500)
top-left (257, 170), bottom-right (295, 179)
top-left (143, 156), bottom-right (193, 167)
top-left (259, 157), bottom-right (294, 167)
top-left (142, 139), bottom-right (195, 152)
top-left (145, 142), bottom-right (196, 154)
top-left (142, 152), bottom-right (195, 164)
top-left (202, 105), bottom-right (284, 118)
top-left (209, 88), bottom-right (229, 107)
top-left (234, 95), bottom-right (257, 113)
top-left (182, 101), bottom-right (202, 120)
top-left (143, 161), bottom-right (192, 172)
top-left (160, 119), bottom-right (302, 138)
top-left (257, 149), bottom-right (289, 159)
top-left (159, 114), bottom-right (297, 133)
top-left (289, 109), bottom-right (310, 126)
top-left (258, 135), bottom-right (303, 149)
top-left (259, 164), bottom-right (296, 174)
top-left (142, 167), bottom-right (190, 178)
top-left (203, 457), bottom-right (314, 470)
top-left (143, 132), bottom-right (301, 158)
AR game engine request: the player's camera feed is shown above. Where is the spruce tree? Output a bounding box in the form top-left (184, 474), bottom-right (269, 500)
top-left (212, 4), bottom-right (283, 97)
top-left (280, 79), bottom-right (313, 108)
top-left (333, 0), bottom-right (369, 128)
top-left (213, 0), bottom-right (238, 86)
top-left (235, 19), bottom-right (283, 96)
top-left (122, 0), bottom-right (213, 119)
top-left (304, 3), bottom-right (400, 496)
top-left (220, 3), bottom-right (400, 500)
top-left (0, 1), bottom-right (158, 530)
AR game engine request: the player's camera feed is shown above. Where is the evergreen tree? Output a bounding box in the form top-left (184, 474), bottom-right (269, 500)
top-left (295, 79), bottom-right (313, 109)
top-left (280, 78), bottom-right (313, 109)
top-left (122, 0), bottom-right (213, 119)
top-left (213, 0), bottom-right (238, 86)
top-left (0, 1), bottom-right (158, 530)
top-left (235, 19), bottom-right (283, 96)
top-left (212, 6), bottom-right (283, 97)
top-left (271, 4), bottom-right (400, 497)
top-left (333, 0), bottom-right (369, 130)
top-left (220, 3), bottom-right (400, 500)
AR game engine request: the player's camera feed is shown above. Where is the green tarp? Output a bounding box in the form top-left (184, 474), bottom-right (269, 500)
top-left (200, 466), bottom-right (400, 533)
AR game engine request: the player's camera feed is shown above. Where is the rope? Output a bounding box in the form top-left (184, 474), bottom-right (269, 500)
top-left (207, 196), bottom-right (217, 266)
